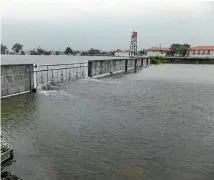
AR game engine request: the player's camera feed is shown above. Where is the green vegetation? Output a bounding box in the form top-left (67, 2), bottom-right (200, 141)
top-left (169, 43), bottom-right (190, 56)
top-left (64, 47), bottom-right (73, 55)
top-left (1, 44), bottom-right (8, 54)
top-left (152, 56), bottom-right (168, 64)
top-left (1, 42), bottom-right (191, 57)
top-left (88, 48), bottom-right (101, 55)
top-left (55, 51), bottom-right (60, 55)
top-left (29, 47), bottom-right (51, 55)
top-left (138, 49), bottom-right (147, 55)
top-left (12, 43), bottom-right (23, 53)
top-left (30, 49), bottom-right (37, 55)
top-left (20, 50), bottom-right (25, 55)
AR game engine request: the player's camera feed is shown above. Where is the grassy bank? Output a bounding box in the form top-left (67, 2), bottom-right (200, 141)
top-left (152, 56), bottom-right (168, 64)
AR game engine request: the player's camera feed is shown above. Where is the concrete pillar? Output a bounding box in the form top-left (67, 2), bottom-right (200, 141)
top-left (141, 58), bottom-right (143, 68)
top-left (134, 59), bottom-right (137, 73)
top-left (32, 64), bottom-right (37, 92)
top-left (125, 59), bottom-right (128, 72)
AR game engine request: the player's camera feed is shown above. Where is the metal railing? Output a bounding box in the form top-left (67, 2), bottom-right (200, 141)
top-left (34, 62), bottom-right (88, 86)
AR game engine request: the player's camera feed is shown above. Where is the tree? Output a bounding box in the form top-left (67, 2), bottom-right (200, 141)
top-left (1, 44), bottom-right (7, 54)
top-left (101, 51), bottom-right (107, 55)
top-left (20, 50), bottom-right (25, 55)
top-left (73, 50), bottom-right (80, 55)
top-left (170, 44), bottom-right (181, 56)
top-left (81, 51), bottom-right (88, 56)
top-left (12, 43), bottom-right (23, 53)
top-left (30, 49), bottom-right (37, 55)
top-left (55, 51), bottom-right (60, 55)
top-left (88, 48), bottom-right (101, 55)
top-left (64, 47), bottom-right (73, 55)
top-left (37, 47), bottom-right (45, 55)
top-left (179, 44), bottom-right (191, 57)
top-left (138, 49), bottom-right (147, 55)
top-left (44, 51), bottom-right (51, 55)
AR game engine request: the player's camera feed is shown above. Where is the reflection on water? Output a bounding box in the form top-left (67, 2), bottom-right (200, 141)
top-left (1, 64), bottom-right (214, 180)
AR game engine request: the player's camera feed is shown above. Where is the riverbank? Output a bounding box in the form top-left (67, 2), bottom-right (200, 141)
top-left (151, 56), bottom-right (214, 64)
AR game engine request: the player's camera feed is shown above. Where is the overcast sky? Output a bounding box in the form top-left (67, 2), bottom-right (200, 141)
top-left (1, 0), bottom-right (214, 51)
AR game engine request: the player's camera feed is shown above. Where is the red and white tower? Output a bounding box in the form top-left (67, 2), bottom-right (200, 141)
top-left (130, 31), bottom-right (137, 56)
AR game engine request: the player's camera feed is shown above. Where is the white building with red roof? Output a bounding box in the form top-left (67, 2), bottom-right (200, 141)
top-left (147, 47), bottom-right (171, 57)
top-left (188, 46), bottom-right (214, 58)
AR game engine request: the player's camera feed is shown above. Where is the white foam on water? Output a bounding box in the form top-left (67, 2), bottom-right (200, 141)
top-left (38, 89), bottom-right (75, 99)
top-left (84, 77), bottom-right (124, 84)
top-left (38, 90), bottom-right (58, 96)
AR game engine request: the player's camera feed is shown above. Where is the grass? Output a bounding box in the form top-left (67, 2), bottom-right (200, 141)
top-left (152, 56), bottom-right (168, 64)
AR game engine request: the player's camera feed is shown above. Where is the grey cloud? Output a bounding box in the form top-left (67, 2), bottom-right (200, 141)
top-left (1, 2), bottom-right (214, 51)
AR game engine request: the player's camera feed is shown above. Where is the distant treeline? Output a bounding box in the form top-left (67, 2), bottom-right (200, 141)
top-left (1, 43), bottom-right (114, 56)
top-left (1, 43), bottom-right (191, 57)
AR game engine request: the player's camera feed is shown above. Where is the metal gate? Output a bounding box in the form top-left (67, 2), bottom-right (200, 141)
top-left (34, 62), bottom-right (88, 86)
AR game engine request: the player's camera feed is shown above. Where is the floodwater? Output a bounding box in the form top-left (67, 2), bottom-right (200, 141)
top-left (1, 64), bottom-right (214, 180)
top-left (1, 55), bottom-right (123, 65)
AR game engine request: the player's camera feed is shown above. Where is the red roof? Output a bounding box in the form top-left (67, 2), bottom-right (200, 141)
top-left (147, 47), bottom-right (171, 52)
top-left (189, 46), bottom-right (214, 51)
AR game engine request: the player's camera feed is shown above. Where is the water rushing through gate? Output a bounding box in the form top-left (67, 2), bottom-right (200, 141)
top-left (1, 64), bottom-right (214, 180)
top-left (35, 63), bottom-right (88, 87)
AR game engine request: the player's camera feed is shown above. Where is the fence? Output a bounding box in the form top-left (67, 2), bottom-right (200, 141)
top-left (88, 58), bottom-right (150, 78)
top-left (35, 62), bottom-right (88, 86)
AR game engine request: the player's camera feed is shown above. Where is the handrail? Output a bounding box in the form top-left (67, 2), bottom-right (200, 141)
top-left (33, 65), bottom-right (88, 72)
top-left (38, 62), bottom-right (87, 67)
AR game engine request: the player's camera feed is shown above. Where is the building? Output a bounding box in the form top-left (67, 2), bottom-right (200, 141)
top-left (114, 50), bottom-right (130, 57)
top-left (188, 46), bottom-right (214, 58)
top-left (147, 47), bottom-right (171, 57)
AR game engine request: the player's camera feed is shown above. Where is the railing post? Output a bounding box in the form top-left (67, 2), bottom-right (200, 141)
top-left (47, 65), bottom-right (49, 84)
top-left (61, 69), bottom-right (64, 82)
top-left (134, 58), bottom-right (137, 73)
top-left (66, 65), bottom-right (68, 81)
top-left (125, 59), bottom-right (128, 72)
top-left (32, 64), bottom-right (37, 92)
top-left (51, 70), bottom-right (54, 83)
top-left (29, 66), bottom-right (32, 92)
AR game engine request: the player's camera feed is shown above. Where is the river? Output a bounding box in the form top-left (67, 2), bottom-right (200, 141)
top-left (1, 62), bottom-right (214, 179)
top-left (1, 55), bottom-right (123, 65)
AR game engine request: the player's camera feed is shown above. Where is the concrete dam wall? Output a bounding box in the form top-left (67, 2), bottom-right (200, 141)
top-left (1, 64), bottom-right (36, 98)
top-left (88, 58), bottom-right (150, 78)
top-left (1, 58), bottom-right (151, 98)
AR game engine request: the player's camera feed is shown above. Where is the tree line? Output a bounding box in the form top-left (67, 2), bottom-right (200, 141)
top-left (138, 44), bottom-right (191, 56)
top-left (1, 43), bottom-right (191, 56)
top-left (1, 43), bottom-right (113, 56)
top-left (168, 44), bottom-right (190, 56)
